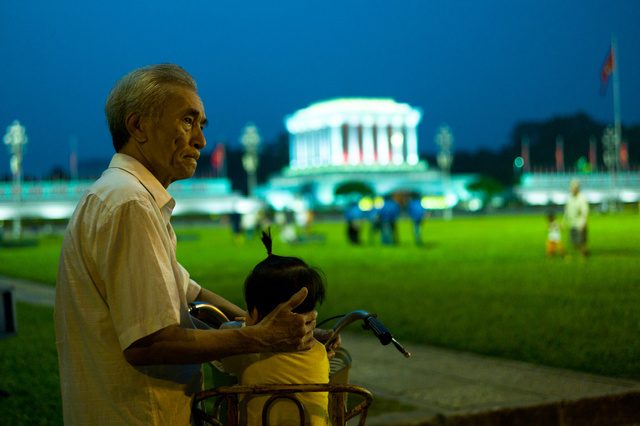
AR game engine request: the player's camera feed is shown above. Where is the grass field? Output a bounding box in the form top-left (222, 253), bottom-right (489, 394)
top-left (0, 212), bottom-right (639, 424)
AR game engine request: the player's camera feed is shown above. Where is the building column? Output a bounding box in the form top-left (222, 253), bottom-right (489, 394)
top-left (320, 127), bottom-right (331, 166)
top-left (362, 116), bottom-right (375, 165)
top-left (305, 130), bottom-right (314, 168)
top-left (348, 119), bottom-right (360, 165)
top-left (330, 122), bottom-right (343, 165)
top-left (376, 117), bottom-right (390, 165)
top-left (405, 125), bottom-right (419, 165)
top-left (290, 132), bottom-right (298, 169)
top-left (298, 131), bottom-right (308, 169)
top-left (307, 129), bottom-right (313, 167)
top-left (391, 116), bottom-right (405, 165)
top-left (312, 129), bottom-right (321, 167)
top-left (405, 110), bottom-right (421, 166)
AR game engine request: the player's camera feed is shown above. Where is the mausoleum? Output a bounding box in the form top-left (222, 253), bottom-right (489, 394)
top-left (285, 98), bottom-right (422, 170)
top-left (257, 98), bottom-right (478, 210)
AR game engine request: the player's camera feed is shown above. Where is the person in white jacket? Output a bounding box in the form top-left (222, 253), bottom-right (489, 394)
top-left (563, 179), bottom-right (589, 257)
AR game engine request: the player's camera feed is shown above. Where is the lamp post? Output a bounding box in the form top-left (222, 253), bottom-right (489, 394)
top-left (602, 126), bottom-right (618, 172)
top-left (240, 122), bottom-right (261, 197)
top-left (3, 120), bottom-right (28, 238)
top-left (435, 124), bottom-right (454, 220)
top-left (602, 125), bottom-right (618, 212)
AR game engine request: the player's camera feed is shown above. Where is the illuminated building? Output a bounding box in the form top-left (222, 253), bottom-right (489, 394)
top-left (257, 98), bottom-right (479, 211)
top-left (0, 179), bottom-right (262, 221)
top-left (0, 99), bottom-right (483, 222)
top-left (285, 98), bottom-right (422, 170)
top-left (516, 172), bottom-right (640, 206)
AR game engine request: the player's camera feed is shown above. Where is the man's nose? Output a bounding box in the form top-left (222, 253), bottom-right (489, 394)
top-left (192, 127), bottom-right (206, 150)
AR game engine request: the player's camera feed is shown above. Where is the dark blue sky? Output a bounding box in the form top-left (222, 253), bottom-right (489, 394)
top-left (1, 1), bottom-right (639, 178)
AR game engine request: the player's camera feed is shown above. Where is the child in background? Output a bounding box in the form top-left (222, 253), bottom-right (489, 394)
top-left (546, 212), bottom-right (565, 258)
top-left (221, 229), bottom-right (329, 425)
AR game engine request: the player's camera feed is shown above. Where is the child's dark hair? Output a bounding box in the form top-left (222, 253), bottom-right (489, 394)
top-left (244, 229), bottom-right (326, 318)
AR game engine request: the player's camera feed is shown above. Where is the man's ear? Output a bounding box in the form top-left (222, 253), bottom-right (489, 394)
top-left (125, 112), bottom-right (149, 144)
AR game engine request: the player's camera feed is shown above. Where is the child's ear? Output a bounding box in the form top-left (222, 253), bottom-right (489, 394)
top-left (251, 307), bottom-right (263, 323)
top-left (246, 307), bottom-right (262, 325)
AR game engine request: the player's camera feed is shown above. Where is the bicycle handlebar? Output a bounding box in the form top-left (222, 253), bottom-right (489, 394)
top-left (325, 310), bottom-right (410, 358)
top-left (188, 303), bottom-right (411, 359)
top-left (188, 302), bottom-right (230, 329)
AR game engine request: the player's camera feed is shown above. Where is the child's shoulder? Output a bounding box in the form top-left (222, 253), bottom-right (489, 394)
top-left (220, 352), bottom-right (262, 375)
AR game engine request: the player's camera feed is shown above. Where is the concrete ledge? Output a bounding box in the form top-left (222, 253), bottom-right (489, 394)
top-left (0, 276), bottom-right (55, 307)
top-left (411, 390), bottom-right (640, 426)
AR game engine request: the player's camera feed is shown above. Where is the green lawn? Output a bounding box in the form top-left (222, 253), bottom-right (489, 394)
top-left (173, 213), bottom-right (640, 380)
top-left (1, 212), bottom-right (639, 424)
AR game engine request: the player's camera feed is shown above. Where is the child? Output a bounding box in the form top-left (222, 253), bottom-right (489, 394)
top-left (221, 229), bottom-right (329, 425)
top-left (546, 212), bottom-right (565, 258)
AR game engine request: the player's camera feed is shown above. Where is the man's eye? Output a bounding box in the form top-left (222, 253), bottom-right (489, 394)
top-left (184, 117), bottom-right (193, 125)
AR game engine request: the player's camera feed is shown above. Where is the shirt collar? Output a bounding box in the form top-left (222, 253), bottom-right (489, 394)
top-left (108, 153), bottom-right (174, 209)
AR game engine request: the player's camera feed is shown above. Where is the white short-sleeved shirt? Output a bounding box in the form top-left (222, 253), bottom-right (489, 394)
top-left (548, 221), bottom-right (562, 242)
top-left (54, 153), bottom-right (202, 425)
top-left (564, 192), bottom-right (589, 229)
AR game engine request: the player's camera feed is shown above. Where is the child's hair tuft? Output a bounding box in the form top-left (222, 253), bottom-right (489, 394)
top-left (261, 228), bottom-right (273, 256)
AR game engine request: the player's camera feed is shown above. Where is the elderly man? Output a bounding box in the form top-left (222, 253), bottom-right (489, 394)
top-left (563, 179), bottom-right (589, 258)
top-left (54, 64), bottom-right (321, 424)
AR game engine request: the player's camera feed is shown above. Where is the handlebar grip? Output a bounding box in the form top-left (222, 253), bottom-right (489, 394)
top-left (365, 316), bottom-right (392, 345)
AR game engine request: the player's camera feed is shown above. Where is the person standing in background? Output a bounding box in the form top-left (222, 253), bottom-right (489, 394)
top-left (563, 179), bottom-right (589, 258)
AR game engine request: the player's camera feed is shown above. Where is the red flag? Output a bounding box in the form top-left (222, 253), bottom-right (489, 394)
top-left (211, 143), bottom-right (225, 173)
top-left (521, 138), bottom-right (530, 173)
top-left (600, 48), bottom-right (614, 95)
top-left (589, 138), bottom-right (597, 171)
top-left (620, 141), bottom-right (629, 171)
top-left (555, 137), bottom-right (564, 172)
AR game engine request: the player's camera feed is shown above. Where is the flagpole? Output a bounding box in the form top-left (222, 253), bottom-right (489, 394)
top-left (221, 143), bottom-right (227, 178)
top-left (69, 135), bottom-right (78, 181)
top-left (611, 33), bottom-right (622, 172)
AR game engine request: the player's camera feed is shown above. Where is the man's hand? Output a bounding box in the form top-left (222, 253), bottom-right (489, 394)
top-left (255, 287), bottom-right (317, 352)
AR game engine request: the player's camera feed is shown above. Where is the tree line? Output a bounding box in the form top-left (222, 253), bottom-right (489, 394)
top-left (211, 112), bottom-right (639, 194)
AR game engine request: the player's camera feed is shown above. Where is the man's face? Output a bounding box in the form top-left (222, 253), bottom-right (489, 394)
top-left (570, 184), bottom-right (579, 196)
top-left (142, 85), bottom-right (207, 187)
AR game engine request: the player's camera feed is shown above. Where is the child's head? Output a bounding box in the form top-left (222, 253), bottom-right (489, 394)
top-left (243, 229), bottom-right (326, 324)
top-left (547, 212), bottom-right (555, 222)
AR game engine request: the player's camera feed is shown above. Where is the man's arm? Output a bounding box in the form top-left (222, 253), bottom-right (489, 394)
top-left (194, 287), bottom-right (245, 320)
top-left (124, 288), bottom-right (316, 366)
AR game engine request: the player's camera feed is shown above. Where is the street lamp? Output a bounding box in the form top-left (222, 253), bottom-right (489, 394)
top-left (3, 120), bottom-right (28, 238)
top-left (240, 122), bottom-right (261, 196)
top-left (602, 125), bottom-right (618, 212)
top-left (435, 123), bottom-right (454, 220)
top-left (602, 126), bottom-right (617, 172)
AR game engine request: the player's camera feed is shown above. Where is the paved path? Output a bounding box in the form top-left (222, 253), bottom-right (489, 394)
top-left (342, 332), bottom-right (640, 425)
top-left (4, 276), bottom-right (640, 425)
top-left (1, 275), bottom-right (55, 307)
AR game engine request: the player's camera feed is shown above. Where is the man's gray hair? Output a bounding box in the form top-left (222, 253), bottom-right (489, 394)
top-left (105, 64), bottom-right (198, 152)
